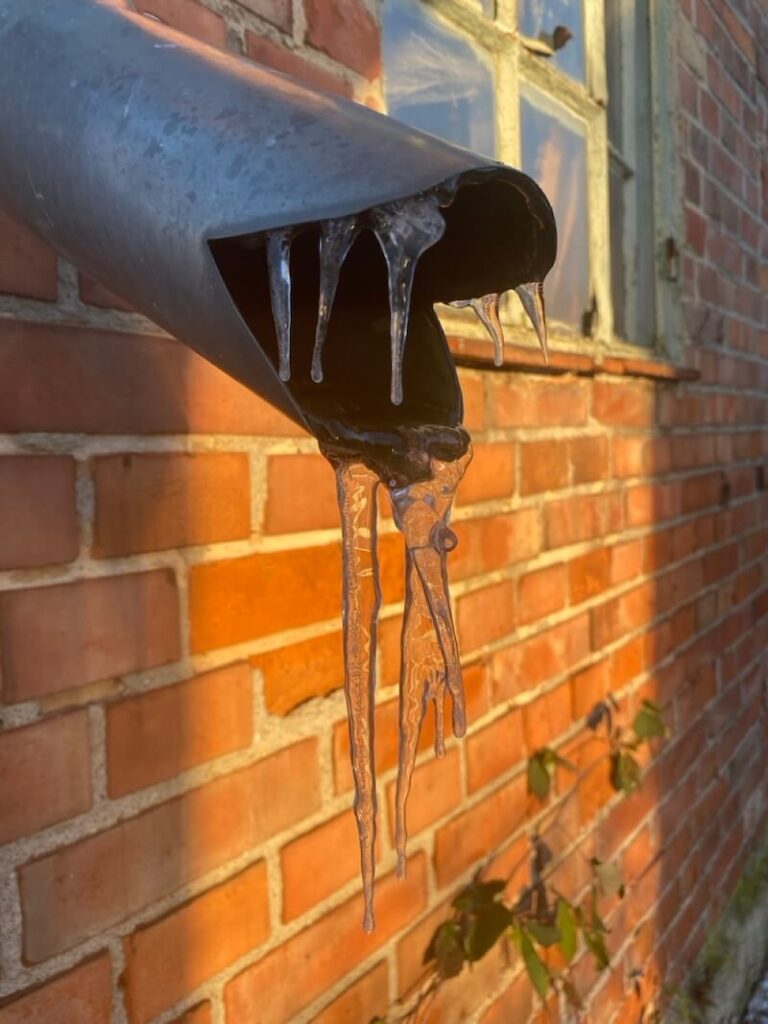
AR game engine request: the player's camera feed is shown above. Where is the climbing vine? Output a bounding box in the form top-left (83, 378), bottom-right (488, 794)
top-left (374, 697), bottom-right (668, 1023)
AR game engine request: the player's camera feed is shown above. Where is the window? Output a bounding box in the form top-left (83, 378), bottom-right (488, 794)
top-left (381, 0), bottom-right (677, 356)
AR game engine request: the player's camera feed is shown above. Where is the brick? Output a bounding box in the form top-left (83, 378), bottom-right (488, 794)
top-left (520, 440), bottom-right (569, 495)
top-left (590, 581), bottom-right (655, 649)
top-left (457, 579), bottom-right (516, 651)
top-left (569, 548), bottom-right (612, 604)
top-left (0, 954), bottom-right (112, 1024)
top-left (570, 659), bottom-right (610, 720)
top-left (612, 436), bottom-right (646, 477)
top-left (386, 748), bottom-right (462, 839)
top-left (545, 492), bottom-right (623, 548)
top-left (626, 481), bottom-right (683, 526)
top-left (451, 509), bottom-right (543, 580)
top-left (239, 0), bottom-right (291, 31)
top-left (396, 900), bottom-right (452, 996)
top-left (79, 273), bottom-right (133, 310)
top-left (0, 321), bottom-right (302, 436)
top-left (134, 0), bottom-right (226, 46)
top-left (20, 739), bottom-right (319, 962)
top-left (517, 563), bottom-right (567, 624)
top-left (305, 0), bottom-right (380, 78)
top-left (106, 662), bottom-right (253, 797)
top-left (465, 710), bottom-right (524, 792)
top-left (492, 614), bottom-right (591, 702)
top-left (433, 774), bottom-right (528, 886)
top-left (281, 810), bottom-right (379, 921)
top-left (189, 544), bottom-right (340, 653)
top-left (489, 376), bottom-right (589, 428)
top-left (0, 209), bottom-right (57, 301)
top-left (569, 435), bottom-right (610, 485)
top-left (0, 570), bottom-right (181, 703)
top-left (456, 442), bottom-right (515, 504)
top-left (265, 453), bottom-right (337, 533)
top-left (480, 972), bottom-right (534, 1024)
top-left (0, 712), bottom-right (91, 845)
top-left (224, 857), bottom-right (427, 1024)
top-left (310, 963), bottom-right (389, 1024)
top-left (123, 863), bottom-right (269, 1024)
top-left (0, 456), bottom-right (78, 570)
top-left (592, 379), bottom-right (654, 427)
top-left (457, 371), bottom-right (486, 431)
top-left (169, 1006), bottom-right (211, 1024)
top-left (254, 629), bottom-right (343, 714)
top-left (522, 680), bottom-right (572, 751)
top-left (246, 33), bottom-right (352, 97)
top-left (93, 453), bottom-right (251, 556)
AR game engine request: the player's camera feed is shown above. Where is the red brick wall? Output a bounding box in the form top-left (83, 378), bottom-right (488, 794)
top-left (0, 1), bottom-right (766, 1022)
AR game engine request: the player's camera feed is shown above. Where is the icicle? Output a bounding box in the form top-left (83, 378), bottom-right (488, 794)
top-left (312, 216), bottom-right (361, 384)
top-left (515, 281), bottom-right (549, 363)
top-left (266, 228), bottom-right (293, 381)
top-left (371, 195), bottom-right (446, 406)
top-left (334, 460), bottom-right (382, 933)
top-left (451, 293), bottom-right (505, 366)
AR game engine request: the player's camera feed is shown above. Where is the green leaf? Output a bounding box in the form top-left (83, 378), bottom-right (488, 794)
top-left (584, 927), bottom-right (610, 970)
top-left (527, 921), bottom-right (561, 947)
top-left (610, 750), bottom-right (642, 794)
top-left (521, 930), bottom-right (549, 1000)
top-left (452, 879), bottom-right (506, 912)
top-left (556, 899), bottom-right (577, 962)
top-left (633, 701), bottom-right (667, 741)
top-left (464, 902), bottom-right (514, 962)
top-left (592, 859), bottom-right (624, 896)
top-left (424, 921), bottom-right (465, 978)
top-left (527, 753), bottom-right (552, 800)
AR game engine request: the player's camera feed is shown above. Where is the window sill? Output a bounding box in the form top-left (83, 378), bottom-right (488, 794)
top-left (448, 335), bottom-right (700, 384)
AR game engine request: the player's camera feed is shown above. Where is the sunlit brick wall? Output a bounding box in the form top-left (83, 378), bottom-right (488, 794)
top-left (0, 1), bottom-right (766, 1022)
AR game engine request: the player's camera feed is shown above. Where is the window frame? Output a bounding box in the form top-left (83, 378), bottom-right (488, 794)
top-left (379, 0), bottom-right (683, 365)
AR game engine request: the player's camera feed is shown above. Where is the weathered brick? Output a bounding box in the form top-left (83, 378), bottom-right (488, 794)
top-left (0, 456), bottom-right (78, 570)
top-left (0, 571), bottom-right (181, 703)
top-left (239, 0), bottom-right (291, 32)
top-left (386, 748), bottom-right (462, 839)
top-left (281, 809), bottom-right (378, 921)
top-left (545, 492), bottom-right (623, 548)
top-left (456, 442), bottom-right (516, 504)
top-left (310, 963), bottom-right (389, 1024)
top-left (0, 954), bottom-right (112, 1024)
top-left (123, 864), bottom-right (269, 1024)
top-left (451, 509), bottom-right (543, 580)
top-left (492, 614), bottom-right (591, 702)
top-left (457, 579), bottom-right (516, 651)
top-left (522, 679), bottom-right (572, 751)
top-left (265, 452), bottom-right (337, 533)
top-left (569, 435), bottom-right (610, 485)
top-left (304, 0), bottom-right (380, 78)
top-left (517, 563), bottom-right (567, 624)
top-left (246, 33), bottom-right (352, 96)
top-left (593, 379), bottom-right (655, 427)
top-left (79, 273), bottom-right (133, 310)
top-left (169, 1006), bottom-right (212, 1024)
top-left (434, 775), bottom-right (528, 886)
top-left (93, 453), bottom-right (251, 556)
top-left (0, 210), bottom-right (58, 301)
top-left (480, 972), bottom-right (534, 1024)
top-left (134, 0), bottom-right (227, 47)
top-left (0, 321), bottom-right (303, 436)
top-left (106, 662), bottom-right (253, 797)
top-left (0, 712), bottom-right (91, 844)
top-left (520, 440), bottom-right (569, 495)
top-left (569, 547), bottom-right (612, 604)
top-left (570, 659), bottom-right (610, 721)
top-left (465, 709), bottom-right (524, 792)
top-left (254, 629), bottom-right (344, 714)
top-left (489, 376), bottom-right (589, 428)
top-left (20, 739), bottom-right (319, 962)
top-left (224, 857), bottom-right (427, 1024)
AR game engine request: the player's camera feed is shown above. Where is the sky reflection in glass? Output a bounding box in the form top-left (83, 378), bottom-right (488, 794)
top-left (518, 0), bottom-right (585, 82)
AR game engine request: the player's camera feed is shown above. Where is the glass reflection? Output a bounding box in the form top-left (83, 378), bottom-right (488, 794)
top-left (521, 89), bottom-right (590, 328)
top-left (381, 0), bottom-right (497, 157)
top-left (518, 0), bottom-right (585, 82)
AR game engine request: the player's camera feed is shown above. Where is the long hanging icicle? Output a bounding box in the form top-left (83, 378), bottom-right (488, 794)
top-left (371, 195), bottom-right (446, 405)
top-left (451, 294), bottom-right (506, 366)
top-left (391, 450), bottom-right (471, 878)
top-left (266, 228), bottom-right (294, 381)
top-left (312, 216), bottom-right (361, 383)
top-left (334, 460), bottom-right (382, 933)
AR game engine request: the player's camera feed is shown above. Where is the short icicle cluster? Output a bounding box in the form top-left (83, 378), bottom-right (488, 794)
top-left (261, 186), bottom-right (550, 930)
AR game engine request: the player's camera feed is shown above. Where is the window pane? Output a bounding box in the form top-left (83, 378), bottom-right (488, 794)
top-left (382, 0), bottom-right (497, 157)
top-left (520, 89), bottom-right (590, 328)
top-left (518, 0), bottom-right (585, 82)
